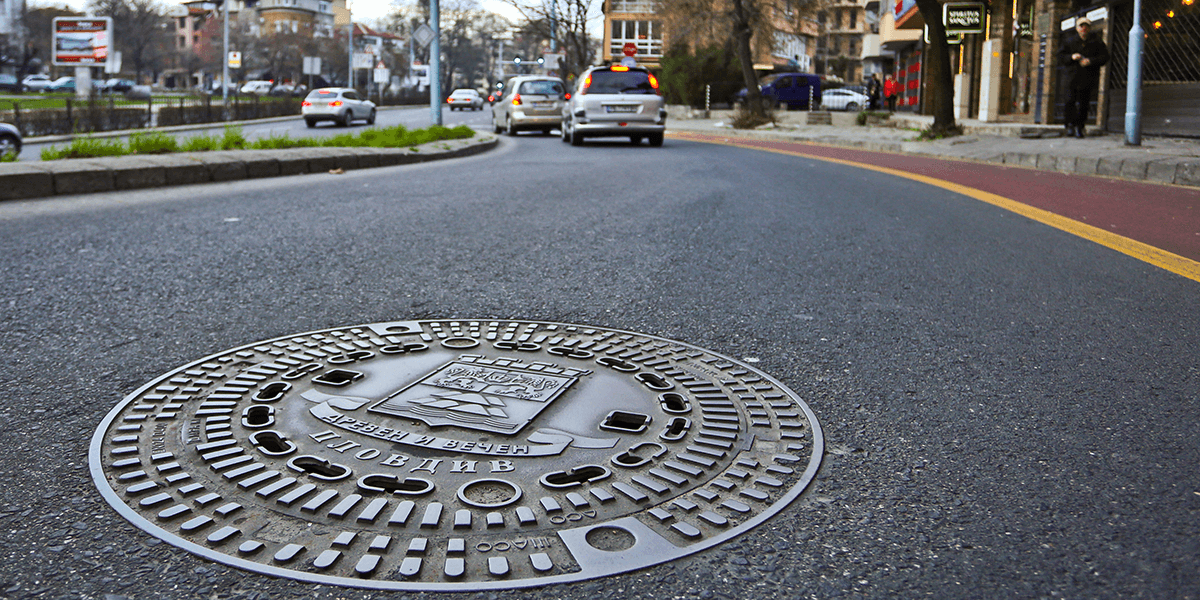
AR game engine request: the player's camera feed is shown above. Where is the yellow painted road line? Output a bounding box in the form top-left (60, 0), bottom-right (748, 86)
top-left (673, 133), bottom-right (1200, 284)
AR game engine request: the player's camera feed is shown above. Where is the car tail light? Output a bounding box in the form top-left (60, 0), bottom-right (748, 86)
top-left (611, 66), bottom-right (629, 72)
top-left (329, 100), bottom-right (343, 107)
top-left (649, 74), bottom-right (660, 94)
top-left (565, 92), bottom-right (571, 100)
top-left (582, 75), bottom-right (591, 94)
top-left (301, 101), bottom-right (311, 107)
top-left (512, 93), bottom-right (522, 106)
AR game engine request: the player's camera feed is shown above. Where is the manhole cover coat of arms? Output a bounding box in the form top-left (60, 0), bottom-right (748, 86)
top-left (90, 320), bottom-right (823, 590)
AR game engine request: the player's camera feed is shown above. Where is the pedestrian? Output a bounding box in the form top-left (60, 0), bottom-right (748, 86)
top-left (1057, 16), bottom-right (1109, 138)
top-left (867, 74), bottom-right (881, 111)
top-left (883, 75), bottom-right (898, 112)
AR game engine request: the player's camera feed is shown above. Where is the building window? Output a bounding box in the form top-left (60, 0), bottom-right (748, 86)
top-left (849, 9), bottom-right (857, 29)
top-left (609, 19), bottom-right (662, 58)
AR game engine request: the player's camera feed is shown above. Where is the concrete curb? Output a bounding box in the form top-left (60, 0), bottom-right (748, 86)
top-left (664, 109), bottom-right (1200, 189)
top-left (0, 135), bottom-right (499, 201)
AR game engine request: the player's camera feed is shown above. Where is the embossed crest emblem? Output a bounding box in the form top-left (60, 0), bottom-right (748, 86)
top-left (369, 358), bottom-right (583, 434)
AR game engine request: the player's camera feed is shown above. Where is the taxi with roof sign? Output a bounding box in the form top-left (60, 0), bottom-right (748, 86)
top-left (561, 64), bottom-right (666, 146)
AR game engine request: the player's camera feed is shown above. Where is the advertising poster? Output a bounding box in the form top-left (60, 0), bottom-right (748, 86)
top-left (52, 17), bottom-right (112, 65)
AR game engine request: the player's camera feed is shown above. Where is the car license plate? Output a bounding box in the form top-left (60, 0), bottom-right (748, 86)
top-left (534, 101), bottom-right (553, 108)
top-left (606, 105), bottom-right (637, 113)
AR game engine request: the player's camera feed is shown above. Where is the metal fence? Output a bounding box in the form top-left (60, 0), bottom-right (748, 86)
top-left (1106, 0), bottom-right (1200, 136)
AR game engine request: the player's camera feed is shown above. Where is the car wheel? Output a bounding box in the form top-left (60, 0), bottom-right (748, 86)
top-left (339, 110), bottom-right (351, 127)
top-left (367, 108), bottom-right (376, 125)
top-left (493, 119), bottom-right (503, 134)
top-left (648, 132), bottom-right (663, 147)
top-left (846, 102), bottom-right (860, 112)
top-left (570, 130), bottom-right (584, 146)
top-left (561, 122), bottom-right (571, 143)
top-left (506, 117), bottom-right (518, 136)
top-left (305, 118), bottom-right (316, 128)
top-left (0, 133), bottom-right (21, 159)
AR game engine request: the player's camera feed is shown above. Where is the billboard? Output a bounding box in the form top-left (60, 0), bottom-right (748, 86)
top-left (52, 17), bottom-right (112, 66)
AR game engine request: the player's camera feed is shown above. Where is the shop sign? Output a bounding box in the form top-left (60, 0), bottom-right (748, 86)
top-left (943, 2), bottom-right (986, 34)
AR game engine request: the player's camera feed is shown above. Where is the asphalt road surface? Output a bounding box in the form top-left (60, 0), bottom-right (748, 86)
top-left (1, 133), bottom-right (1197, 599)
top-left (20, 105), bottom-right (496, 161)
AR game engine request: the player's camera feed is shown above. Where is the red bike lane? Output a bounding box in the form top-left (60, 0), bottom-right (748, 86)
top-left (673, 132), bottom-right (1200, 281)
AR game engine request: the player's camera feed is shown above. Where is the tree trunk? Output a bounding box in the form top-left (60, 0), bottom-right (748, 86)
top-left (914, 0), bottom-right (957, 134)
top-left (729, 0), bottom-right (761, 117)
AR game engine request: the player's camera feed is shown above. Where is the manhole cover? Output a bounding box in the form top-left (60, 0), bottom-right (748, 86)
top-left (90, 320), bottom-right (823, 590)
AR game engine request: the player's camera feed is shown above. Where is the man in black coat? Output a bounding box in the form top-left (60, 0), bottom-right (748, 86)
top-left (1058, 17), bottom-right (1110, 138)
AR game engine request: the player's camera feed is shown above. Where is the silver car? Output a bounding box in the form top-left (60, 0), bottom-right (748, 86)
top-left (561, 65), bottom-right (666, 146)
top-left (491, 76), bottom-right (565, 136)
top-left (302, 88), bottom-right (377, 128)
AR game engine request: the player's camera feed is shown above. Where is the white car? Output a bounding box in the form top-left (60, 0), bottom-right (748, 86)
top-left (239, 80), bottom-right (273, 95)
top-left (821, 88), bottom-right (870, 112)
top-left (447, 89), bottom-right (483, 111)
top-left (301, 87), bottom-right (376, 127)
top-left (22, 74), bottom-right (53, 92)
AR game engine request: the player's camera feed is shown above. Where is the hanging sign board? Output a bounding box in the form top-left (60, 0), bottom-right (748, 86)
top-left (52, 17), bottom-right (112, 65)
top-left (943, 2), bottom-right (985, 34)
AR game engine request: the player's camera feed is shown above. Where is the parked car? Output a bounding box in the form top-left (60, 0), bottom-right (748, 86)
top-left (736, 72), bottom-right (822, 110)
top-left (22, 74), bottom-right (53, 92)
top-left (0, 122), bottom-right (21, 159)
top-left (239, 80), bottom-right (273, 95)
top-left (0, 74), bottom-right (23, 93)
top-left (447, 88), bottom-right (483, 110)
top-left (268, 83), bottom-right (295, 96)
top-left (46, 77), bottom-right (76, 92)
top-left (560, 65), bottom-right (666, 146)
top-left (491, 76), bottom-right (565, 136)
top-left (99, 78), bottom-right (136, 94)
top-left (301, 87), bottom-right (376, 127)
top-left (821, 88), bottom-right (870, 111)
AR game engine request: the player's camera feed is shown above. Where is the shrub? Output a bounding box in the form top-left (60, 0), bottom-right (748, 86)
top-left (40, 136), bottom-right (126, 160)
top-left (128, 131), bottom-right (180, 154)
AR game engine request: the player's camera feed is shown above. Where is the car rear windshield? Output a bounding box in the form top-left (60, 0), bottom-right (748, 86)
top-left (518, 80), bottom-right (563, 95)
top-left (585, 70), bottom-right (655, 95)
top-left (306, 90), bottom-right (338, 100)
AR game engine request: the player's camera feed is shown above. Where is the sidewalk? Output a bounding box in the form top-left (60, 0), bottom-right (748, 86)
top-left (665, 107), bottom-right (1200, 189)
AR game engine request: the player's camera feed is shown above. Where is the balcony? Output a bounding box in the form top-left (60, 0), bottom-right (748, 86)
top-left (608, 0), bottom-right (657, 14)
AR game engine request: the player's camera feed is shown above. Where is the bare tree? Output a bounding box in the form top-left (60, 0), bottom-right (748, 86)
top-left (497, 0), bottom-right (598, 78)
top-left (86, 0), bottom-right (173, 82)
top-left (656, 0), bottom-right (803, 117)
top-left (24, 5), bottom-right (84, 75)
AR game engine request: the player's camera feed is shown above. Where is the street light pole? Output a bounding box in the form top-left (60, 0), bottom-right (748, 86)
top-left (429, 0), bottom-right (441, 125)
top-left (222, 0), bottom-right (229, 116)
top-left (1124, 0), bottom-right (1144, 145)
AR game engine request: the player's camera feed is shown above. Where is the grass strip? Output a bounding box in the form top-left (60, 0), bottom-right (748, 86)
top-left (40, 123), bottom-right (476, 161)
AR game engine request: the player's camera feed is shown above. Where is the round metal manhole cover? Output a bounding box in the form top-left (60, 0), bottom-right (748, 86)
top-left (90, 320), bottom-right (823, 590)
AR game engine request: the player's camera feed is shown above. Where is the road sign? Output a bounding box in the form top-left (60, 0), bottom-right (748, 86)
top-left (228, 51), bottom-right (242, 69)
top-left (52, 17), bottom-right (112, 66)
top-left (622, 42), bottom-right (637, 57)
top-left (543, 53), bottom-right (565, 70)
top-left (303, 56), bottom-right (321, 75)
top-left (413, 23), bottom-right (435, 48)
top-left (353, 52), bottom-right (373, 69)
top-left (374, 65), bottom-right (389, 84)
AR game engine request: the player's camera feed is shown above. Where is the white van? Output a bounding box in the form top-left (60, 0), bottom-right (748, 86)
top-left (239, 80), bottom-right (273, 95)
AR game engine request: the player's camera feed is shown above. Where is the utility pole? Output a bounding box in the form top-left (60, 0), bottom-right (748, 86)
top-left (1124, 0), bottom-right (1144, 145)
top-left (429, 0), bottom-right (441, 125)
top-left (222, 0), bottom-right (229, 116)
